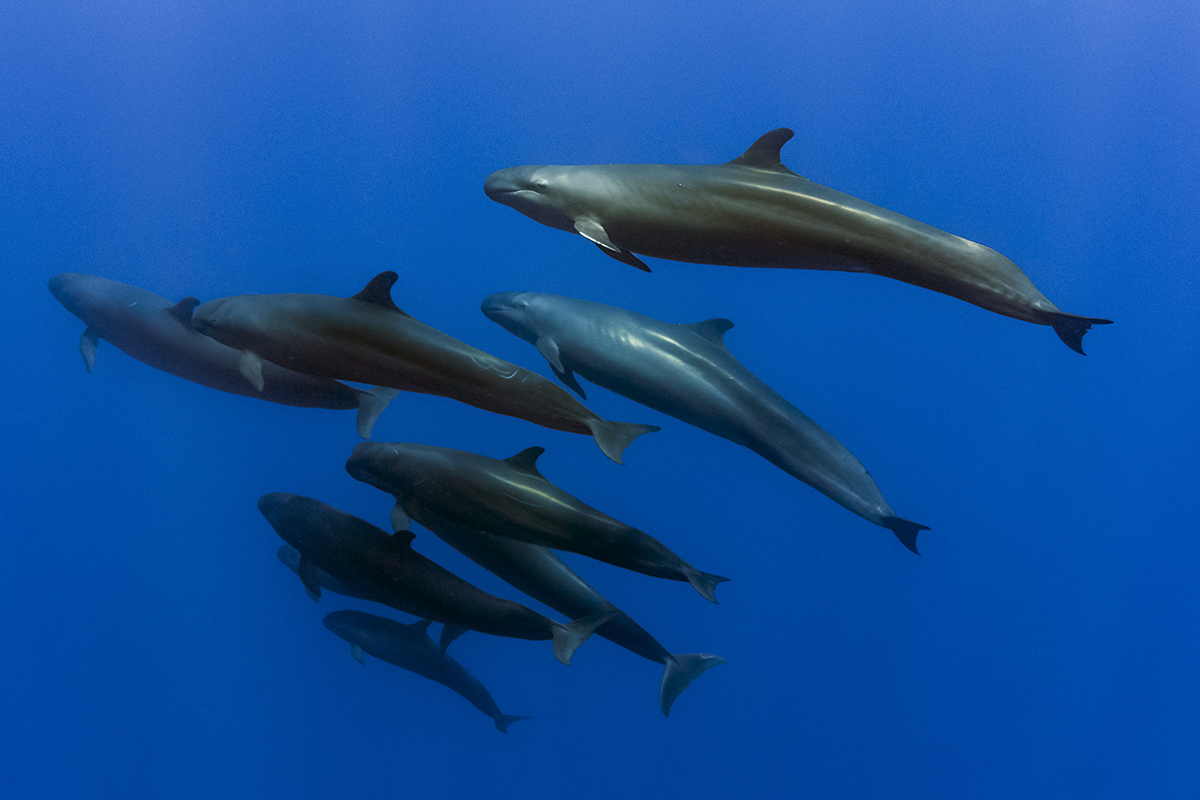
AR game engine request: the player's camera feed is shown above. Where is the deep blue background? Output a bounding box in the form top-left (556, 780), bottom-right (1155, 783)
top-left (3, 2), bottom-right (1196, 797)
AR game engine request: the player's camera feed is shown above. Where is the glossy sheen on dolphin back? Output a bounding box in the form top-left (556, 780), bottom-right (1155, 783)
top-left (481, 291), bottom-right (929, 553)
top-left (345, 441), bottom-right (731, 601)
top-left (191, 272), bottom-right (658, 461)
top-left (484, 129), bottom-right (1112, 353)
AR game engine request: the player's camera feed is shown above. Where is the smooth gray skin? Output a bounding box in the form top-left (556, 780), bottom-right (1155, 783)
top-left (323, 610), bottom-right (531, 733)
top-left (345, 441), bottom-right (729, 602)
top-left (258, 493), bottom-right (611, 665)
top-left (484, 128), bottom-right (1112, 354)
top-left (48, 272), bottom-right (395, 436)
top-left (386, 507), bottom-right (725, 716)
top-left (191, 271), bottom-right (657, 463)
top-left (483, 292), bottom-right (928, 553)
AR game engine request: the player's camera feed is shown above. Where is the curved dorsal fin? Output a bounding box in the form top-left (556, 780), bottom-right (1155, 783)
top-left (728, 128), bottom-right (797, 174)
top-left (504, 446), bottom-right (546, 474)
top-left (351, 272), bottom-right (409, 315)
top-left (688, 317), bottom-right (735, 346)
top-left (169, 297), bottom-right (201, 326)
top-left (386, 529), bottom-right (416, 547)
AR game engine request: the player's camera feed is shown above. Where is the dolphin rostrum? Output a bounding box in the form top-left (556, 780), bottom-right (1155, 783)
top-left (323, 609), bottom-right (532, 733)
top-left (258, 492), bottom-right (612, 665)
top-left (344, 441), bottom-right (730, 602)
top-left (483, 291), bottom-right (928, 553)
top-left (48, 272), bottom-right (397, 437)
top-left (483, 129), bottom-right (1112, 353)
top-left (191, 271), bottom-right (657, 462)
top-left (384, 505), bottom-right (724, 715)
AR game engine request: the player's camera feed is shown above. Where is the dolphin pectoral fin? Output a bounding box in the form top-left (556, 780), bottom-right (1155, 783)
top-left (495, 714), bottom-right (534, 734)
top-left (534, 335), bottom-right (565, 373)
top-left (350, 643), bottom-right (366, 665)
top-left (390, 502), bottom-right (411, 533)
top-left (585, 419), bottom-right (660, 464)
top-left (575, 218), bottom-right (651, 271)
top-left (551, 610), bottom-right (617, 666)
top-left (660, 653), bottom-right (727, 717)
top-left (554, 365), bottom-right (587, 400)
top-left (882, 516), bottom-right (930, 555)
top-left (79, 326), bottom-right (100, 373)
top-left (1047, 312), bottom-right (1113, 355)
top-left (297, 556), bottom-right (323, 601)
top-left (686, 570), bottom-right (730, 604)
top-left (237, 350), bottom-right (266, 392)
top-left (438, 624), bottom-right (470, 653)
top-left (534, 337), bottom-right (587, 398)
top-left (355, 386), bottom-right (400, 438)
top-left (596, 242), bottom-right (651, 272)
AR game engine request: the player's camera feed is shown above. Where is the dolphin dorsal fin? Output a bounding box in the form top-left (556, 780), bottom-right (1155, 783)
top-left (351, 272), bottom-right (409, 315)
top-left (729, 128), bottom-right (798, 174)
top-left (689, 317), bottom-right (735, 346)
top-left (168, 297), bottom-right (201, 326)
top-left (386, 529), bottom-right (416, 547)
top-left (504, 446), bottom-right (546, 474)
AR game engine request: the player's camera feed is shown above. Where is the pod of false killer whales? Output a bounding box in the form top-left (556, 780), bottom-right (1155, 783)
top-left (50, 129), bottom-right (1111, 731)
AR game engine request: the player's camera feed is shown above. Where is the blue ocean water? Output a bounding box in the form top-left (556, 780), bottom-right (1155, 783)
top-left (3, 1), bottom-right (1196, 797)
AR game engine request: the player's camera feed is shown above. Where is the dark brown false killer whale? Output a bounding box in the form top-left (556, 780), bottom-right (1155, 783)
top-left (323, 609), bottom-right (532, 733)
top-left (191, 272), bottom-right (657, 463)
top-left (257, 492), bottom-right (612, 665)
top-left (375, 504), bottom-right (724, 715)
top-left (344, 441), bottom-right (730, 603)
top-left (483, 129), bottom-right (1112, 353)
top-left (48, 272), bottom-right (397, 437)
top-left (483, 291), bottom-right (928, 553)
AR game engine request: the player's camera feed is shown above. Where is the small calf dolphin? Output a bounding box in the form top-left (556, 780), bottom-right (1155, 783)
top-left (323, 610), bottom-right (532, 733)
top-left (48, 272), bottom-right (396, 437)
top-left (191, 272), bottom-right (657, 463)
top-left (258, 492), bottom-right (612, 665)
top-left (345, 441), bottom-right (730, 602)
top-left (392, 506), bottom-right (724, 715)
top-left (484, 129), bottom-right (1112, 353)
top-left (483, 291), bottom-right (928, 553)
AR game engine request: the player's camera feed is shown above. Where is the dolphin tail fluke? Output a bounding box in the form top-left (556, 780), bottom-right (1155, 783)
top-left (660, 653), bottom-right (728, 717)
top-left (686, 570), bottom-right (730, 604)
top-left (1048, 312), bottom-right (1113, 355)
top-left (586, 419), bottom-right (661, 464)
top-left (355, 386), bottom-right (400, 438)
top-left (551, 610), bottom-right (618, 666)
top-left (495, 714), bottom-right (534, 733)
top-left (882, 516), bottom-right (930, 555)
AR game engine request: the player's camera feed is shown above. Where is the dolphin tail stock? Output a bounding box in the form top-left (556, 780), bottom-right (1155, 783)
top-left (1047, 312), bottom-right (1113, 355)
top-left (882, 516), bottom-right (930, 555)
top-left (355, 386), bottom-right (401, 439)
top-left (660, 653), bottom-right (728, 717)
top-left (585, 419), bottom-right (661, 464)
top-left (495, 713), bottom-right (535, 734)
top-left (685, 569), bottom-right (730, 604)
top-left (550, 610), bottom-right (618, 666)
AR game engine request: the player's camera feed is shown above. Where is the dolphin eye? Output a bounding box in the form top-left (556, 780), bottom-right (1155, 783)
top-left (534, 179), bottom-right (548, 190)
